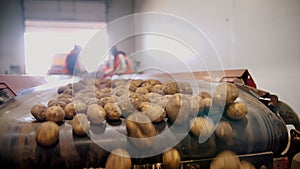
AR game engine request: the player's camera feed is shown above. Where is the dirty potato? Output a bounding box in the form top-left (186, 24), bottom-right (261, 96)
top-left (144, 79), bottom-right (162, 86)
top-left (104, 102), bottom-right (122, 121)
top-left (87, 104), bottom-right (106, 124)
top-left (126, 113), bottom-right (157, 148)
top-left (215, 121), bottom-right (233, 142)
top-left (64, 103), bottom-right (76, 119)
top-left (57, 85), bottom-right (69, 94)
top-left (213, 83), bottom-right (239, 106)
top-left (199, 97), bottom-right (212, 112)
top-left (35, 121), bottom-right (60, 147)
top-left (198, 91), bottom-right (212, 99)
top-left (71, 113), bottom-right (90, 136)
top-left (57, 97), bottom-right (73, 104)
top-left (178, 82), bottom-right (193, 94)
top-left (240, 161), bottom-right (255, 169)
top-left (105, 148), bottom-right (131, 169)
top-left (135, 87), bottom-right (149, 95)
top-left (162, 148), bottom-right (181, 169)
top-left (129, 92), bottom-right (148, 110)
top-left (47, 99), bottom-right (67, 109)
top-left (73, 102), bottom-right (88, 114)
top-left (145, 93), bottom-right (166, 107)
top-left (98, 96), bottom-right (115, 107)
top-left (210, 150), bottom-right (242, 169)
top-left (166, 94), bottom-right (190, 124)
top-left (140, 102), bottom-right (166, 123)
top-left (31, 103), bottom-right (47, 122)
top-left (118, 95), bottom-right (136, 117)
top-left (162, 80), bottom-right (180, 95)
top-left (45, 106), bottom-right (65, 123)
top-left (226, 102), bottom-right (248, 120)
top-left (188, 95), bottom-right (200, 115)
top-left (190, 117), bottom-right (215, 138)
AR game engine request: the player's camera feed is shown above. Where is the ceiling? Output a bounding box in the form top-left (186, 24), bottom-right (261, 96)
top-left (23, 0), bottom-right (107, 22)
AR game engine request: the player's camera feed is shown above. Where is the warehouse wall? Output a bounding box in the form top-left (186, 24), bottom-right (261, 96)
top-left (106, 0), bottom-right (135, 55)
top-left (133, 0), bottom-right (300, 114)
top-left (0, 0), bottom-right (25, 74)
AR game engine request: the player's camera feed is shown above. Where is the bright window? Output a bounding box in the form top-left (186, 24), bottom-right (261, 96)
top-left (24, 20), bottom-right (107, 75)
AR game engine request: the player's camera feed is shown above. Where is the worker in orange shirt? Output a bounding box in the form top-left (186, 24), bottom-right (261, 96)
top-left (102, 47), bottom-right (133, 77)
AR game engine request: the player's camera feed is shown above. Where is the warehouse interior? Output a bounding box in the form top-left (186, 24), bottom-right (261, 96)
top-left (0, 0), bottom-right (300, 168)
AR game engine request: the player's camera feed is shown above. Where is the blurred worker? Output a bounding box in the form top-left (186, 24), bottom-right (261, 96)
top-left (103, 47), bottom-right (133, 77)
top-left (65, 45), bottom-right (84, 75)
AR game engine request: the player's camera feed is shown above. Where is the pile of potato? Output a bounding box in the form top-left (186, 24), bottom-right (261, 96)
top-left (30, 78), bottom-right (250, 168)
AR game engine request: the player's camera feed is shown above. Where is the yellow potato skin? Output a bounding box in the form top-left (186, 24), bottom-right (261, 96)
top-left (35, 121), bottom-right (60, 147)
top-left (162, 148), bottom-right (181, 169)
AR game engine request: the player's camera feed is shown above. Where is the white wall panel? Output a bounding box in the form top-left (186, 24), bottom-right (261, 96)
top-left (133, 0), bottom-right (300, 114)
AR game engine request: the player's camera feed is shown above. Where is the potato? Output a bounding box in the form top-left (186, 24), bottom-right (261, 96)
top-left (45, 106), bottom-right (65, 123)
top-left (135, 87), bottom-right (149, 95)
top-left (162, 148), bottom-right (181, 169)
top-left (210, 150), bottom-right (242, 169)
top-left (189, 96), bottom-right (212, 115)
top-left (188, 95), bottom-right (200, 115)
top-left (162, 80), bottom-right (180, 95)
top-left (111, 79), bottom-right (127, 88)
top-left (213, 83), bottom-right (239, 106)
top-left (105, 148), bottom-right (131, 169)
top-left (98, 96), bottom-right (114, 107)
top-left (166, 94), bottom-right (190, 124)
top-left (129, 79), bottom-right (144, 92)
top-left (178, 82), bottom-right (193, 94)
top-left (35, 121), bottom-right (59, 147)
top-left (86, 98), bottom-right (98, 105)
top-left (64, 103), bottom-right (76, 119)
top-left (240, 161), bottom-right (255, 169)
top-left (118, 95), bottom-right (136, 117)
top-left (71, 82), bottom-right (85, 92)
top-left (215, 121), bottom-right (233, 142)
top-left (190, 117), bottom-right (215, 139)
top-left (71, 114), bottom-right (90, 136)
top-left (199, 97), bottom-right (212, 113)
top-left (57, 97), bottom-right (73, 104)
top-left (112, 87), bottom-right (129, 96)
top-left (128, 84), bottom-right (137, 92)
top-left (104, 102), bottom-right (122, 121)
top-left (57, 85), bottom-right (69, 94)
top-left (57, 94), bottom-right (73, 100)
top-left (141, 82), bottom-right (153, 91)
top-left (96, 88), bottom-right (112, 99)
top-left (87, 104), bottom-right (106, 124)
top-left (129, 92), bottom-right (148, 110)
top-left (126, 113), bottom-right (157, 148)
top-left (63, 88), bottom-right (73, 95)
top-left (199, 91), bottom-right (212, 99)
top-left (153, 84), bottom-right (163, 90)
top-left (226, 102), bottom-right (248, 120)
top-left (140, 102), bottom-right (166, 123)
top-left (130, 79), bottom-right (144, 88)
top-left (144, 79), bottom-right (162, 86)
top-left (31, 104), bottom-right (47, 122)
top-left (145, 93), bottom-right (167, 107)
top-left (73, 102), bottom-right (88, 114)
top-left (47, 99), bottom-right (67, 109)
top-left (164, 94), bottom-right (173, 103)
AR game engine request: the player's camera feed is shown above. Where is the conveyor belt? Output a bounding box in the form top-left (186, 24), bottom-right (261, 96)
top-left (0, 80), bottom-right (288, 168)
